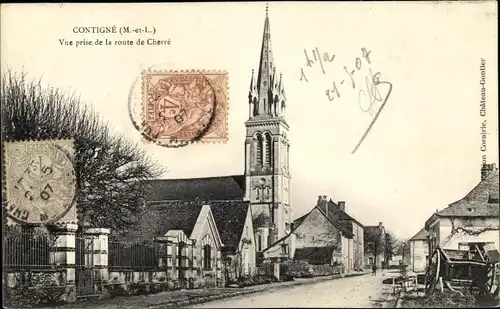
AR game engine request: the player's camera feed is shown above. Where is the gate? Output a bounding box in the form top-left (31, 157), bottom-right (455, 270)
top-left (75, 233), bottom-right (97, 295)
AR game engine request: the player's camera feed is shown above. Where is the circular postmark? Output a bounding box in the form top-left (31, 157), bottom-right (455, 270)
top-left (4, 141), bottom-right (77, 225)
top-left (128, 70), bottom-right (217, 148)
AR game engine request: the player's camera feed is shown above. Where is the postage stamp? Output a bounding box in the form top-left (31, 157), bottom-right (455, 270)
top-left (3, 139), bottom-right (77, 225)
top-left (140, 70), bottom-right (228, 146)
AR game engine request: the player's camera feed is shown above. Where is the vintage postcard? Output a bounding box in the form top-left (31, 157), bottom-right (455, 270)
top-left (1, 2), bottom-right (498, 308)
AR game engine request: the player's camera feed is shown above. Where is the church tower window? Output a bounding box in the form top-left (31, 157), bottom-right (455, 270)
top-left (265, 133), bottom-right (272, 167)
top-left (256, 133), bottom-right (263, 166)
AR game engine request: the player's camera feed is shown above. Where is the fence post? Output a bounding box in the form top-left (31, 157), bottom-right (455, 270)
top-left (216, 249), bottom-right (223, 287)
top-left (51, 222), bottom-right (78, 303)
top-left (274, 257), bottom-right (280, 281)
top-left (84, 228), bottom-right (110, 295)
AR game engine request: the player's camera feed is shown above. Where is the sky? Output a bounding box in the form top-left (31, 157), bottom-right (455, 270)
top-left (1, 2), bottom-right (498, 239)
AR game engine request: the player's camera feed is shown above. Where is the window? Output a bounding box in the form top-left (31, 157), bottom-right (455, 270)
top-left (368, 257), bottom-right (374, 265)
top-left (257, 235), bottom-right (262, 252)
top-left (265, 133), bottom-right (272, 167)
top-left (255, 134), bottom-right (263, 166)
top-left (202, 245), bottom-right (212, 269)
top-left (281, 244), bottom-right (289, 255)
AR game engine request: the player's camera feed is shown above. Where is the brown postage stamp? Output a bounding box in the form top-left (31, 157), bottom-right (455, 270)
top-left (141, 70), bottom-right (228, 145)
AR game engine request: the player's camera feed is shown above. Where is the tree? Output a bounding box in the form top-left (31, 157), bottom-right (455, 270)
top-left (1, 71), bottom-right (165, 230)
top-left (383, 231), bottom-right (398, 265)
top-left (364, 229), bottom-right (384, 266)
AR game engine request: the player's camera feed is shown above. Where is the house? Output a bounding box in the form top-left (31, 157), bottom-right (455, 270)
top-left (315, 196), bottom-right (365, 271)
top-left (146, 181), bottom-right (258, 276)
top-left (390, 243), bottom-right (411, 268)
top-left (210, 202), bottom-right (256, 280)
top-left (364, 222), bottom-right (386, 269)
top-left (132, 202), bottom-right (224, 288)
top-left (425, 163), bottom-right (499, 257)
top-left (408, 228), bottom-right (429, 273)
top-left (262, 197), bottom-right (354, 273)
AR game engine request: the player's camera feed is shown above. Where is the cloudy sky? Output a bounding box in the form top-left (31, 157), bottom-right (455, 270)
top-left (2, 2), bottom-right (498, 239)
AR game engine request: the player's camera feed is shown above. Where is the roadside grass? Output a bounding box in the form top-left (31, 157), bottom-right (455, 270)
top-left (400, 289), bottom-right (486, 308)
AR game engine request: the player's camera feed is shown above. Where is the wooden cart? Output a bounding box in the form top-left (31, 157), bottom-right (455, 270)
top-left (425, 244), bottom-right (500, 297)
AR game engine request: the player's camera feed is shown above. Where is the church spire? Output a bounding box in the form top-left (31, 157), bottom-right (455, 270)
top-left (256, 4), bottom-right (275, 117)
top-left (249, 4), bottom-right (286, 120)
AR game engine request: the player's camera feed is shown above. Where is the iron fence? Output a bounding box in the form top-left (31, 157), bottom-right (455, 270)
top-left (108, 239), bottom-right (163, 271)
top-left (3, 227), bottom-right (56, 271)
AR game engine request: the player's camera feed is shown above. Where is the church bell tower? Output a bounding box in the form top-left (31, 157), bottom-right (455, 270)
top-left (244, 5), bottom-right (292, 252)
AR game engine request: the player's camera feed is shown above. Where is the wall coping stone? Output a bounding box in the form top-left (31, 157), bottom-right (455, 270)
top-left (85, 228), bottom-right (111, 235)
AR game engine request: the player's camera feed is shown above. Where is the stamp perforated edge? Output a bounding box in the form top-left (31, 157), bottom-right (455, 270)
top-left (2, 139), bottom-right (78, 226)
top-left (139, 69), bottom-right (229, 146)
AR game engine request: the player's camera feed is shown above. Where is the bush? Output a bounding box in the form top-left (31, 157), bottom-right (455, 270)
top-left (281, 261), bottom-right (314, 278)
top-left (4, 272), bottom-right (67, 307)
top-left (281, 260), bottom-right (343, 278)
top-left (236, 274), bottom-right (277, 287)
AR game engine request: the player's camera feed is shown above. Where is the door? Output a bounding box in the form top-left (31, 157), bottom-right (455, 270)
top-left (75, 234), bottom-right (96, 295)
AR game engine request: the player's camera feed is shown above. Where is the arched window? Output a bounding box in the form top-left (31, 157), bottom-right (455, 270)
top-left (265, 133), bottom-right (272, 167)
top-left (257, 234), bottom-right (262, 252)
top-left (202, 245), bottom-right (212, 269)
top-left (256, 134), bottom-right (263, 166)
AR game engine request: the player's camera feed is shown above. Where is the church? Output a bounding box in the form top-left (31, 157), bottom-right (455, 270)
top-left (139, 6), bottom-right (293, 281)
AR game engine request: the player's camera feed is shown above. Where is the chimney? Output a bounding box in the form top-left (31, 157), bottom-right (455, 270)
top-left (378, 222), bottom-right (383, 228)
top-left (317, 195), bottom-right (328, 213)
top-left (338, 201), bottom-right (345, 212)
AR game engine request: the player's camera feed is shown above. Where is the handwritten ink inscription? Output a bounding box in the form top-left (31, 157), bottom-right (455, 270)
top-left (299, 47), bottom-right (393, 154)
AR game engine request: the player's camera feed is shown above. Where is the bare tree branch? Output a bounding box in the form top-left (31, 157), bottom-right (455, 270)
top-left (1, 71), bottom-right (166, 230)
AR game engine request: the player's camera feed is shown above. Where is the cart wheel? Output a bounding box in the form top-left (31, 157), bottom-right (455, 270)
top-left (484, 262), bottom-right (500, 297)
top-left (425, 249), bottom-right (440, 296)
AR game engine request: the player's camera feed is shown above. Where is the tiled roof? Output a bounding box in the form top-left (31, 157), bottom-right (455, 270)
top-left (146, 175), bottom-right (246, 201)
top-left (210, 201), bottom-right (250, 251)
top-left (409, 228), bottom-right (428, 241)
top-left (293, 213), bottom-right (309, 227)
top-left (327, 199), bottom-right (365, 228)
top-left (294, 247), bottom-right (335, 265)
top-left (116, 201), bottom-right (206, 242)
top-left (437, 166), bottom-right (499, 217)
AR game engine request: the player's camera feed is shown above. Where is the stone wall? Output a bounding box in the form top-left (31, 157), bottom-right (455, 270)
top-left (294, 207), bottom-right (342, 251)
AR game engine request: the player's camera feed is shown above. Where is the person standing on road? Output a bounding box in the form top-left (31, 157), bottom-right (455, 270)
top-left (372, 264), bottom-right (377, 276)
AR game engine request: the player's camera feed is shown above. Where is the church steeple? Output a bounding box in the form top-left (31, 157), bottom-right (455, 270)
top-left (249, 4), bottom-right (287, 119)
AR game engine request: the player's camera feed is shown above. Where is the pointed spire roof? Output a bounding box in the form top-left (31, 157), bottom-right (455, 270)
top-left (256, 4), bottom-right (275, 113)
